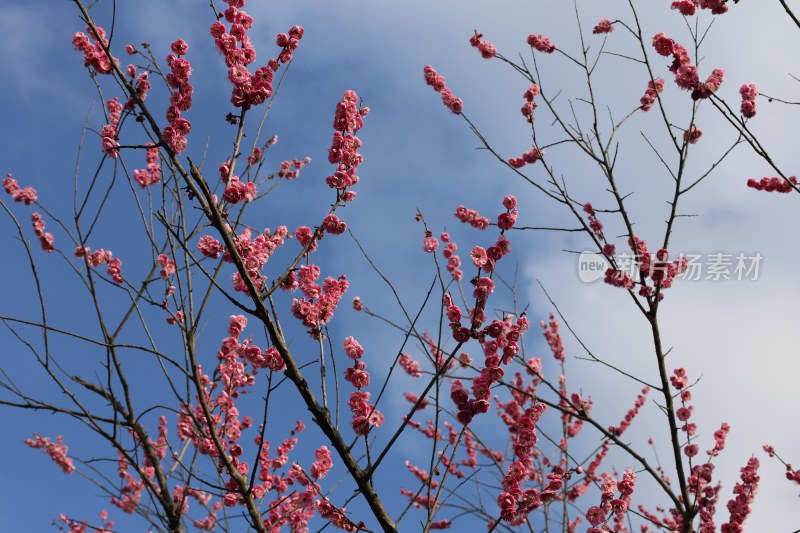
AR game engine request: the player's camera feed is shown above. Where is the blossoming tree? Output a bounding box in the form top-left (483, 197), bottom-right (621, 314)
top-left (1, 0), bottom-right (798, 532)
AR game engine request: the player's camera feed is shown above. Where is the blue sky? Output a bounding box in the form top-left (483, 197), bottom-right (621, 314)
top-left (1, 0), bottom-right (799, 531)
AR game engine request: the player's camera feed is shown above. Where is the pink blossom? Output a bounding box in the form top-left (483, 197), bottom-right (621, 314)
top-left (197, 235), bottom-right (224, 258)
top-left (24, 433), bottom-right (76, 473)
top-left (652, 32), bottom-right (674, 56)
top-left (593, 19), bottom-right (614, 34)
top-left (747, 175), bottom-right (797, 193)
top-left (740, 83), bottom-right (758, 118)
top-left (684, 125), bottom-right (703, 144)
top-left (470, 32), bottom-right (497, 59)
top-left (132, 145), bottom-right (161, 188)
top-left (424, 65), bottom-right (463, 114)
top-left (399, 354), bottom-right (421, 377)
top-left (3, 174), bottom-right (38, 205)
top-left (672, 0), bottom-right (698, 16)
top-left (527, 34), bottom-right (556, 53)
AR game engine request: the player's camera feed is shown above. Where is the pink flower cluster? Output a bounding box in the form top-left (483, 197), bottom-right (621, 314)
top-left (609, 386), bottom-right (650, 436)
top-left (520, 83), bottom-right (540, 123)
top-left (496, 403), bottom-right (548, 523)
top-left (289, 268), bottom-right (350, 338)
top-left (177, 318), bottom-right (282, 471)
top-left (293, 225), bottom-right (318, 255)
top-left (134, 315), bottom-right (344, 525)
top-left (24, 433), bottom-right (76, 474)
top-left (640, 78), bottom-right (665, 111)
top-left (720, 457), bottom-right (760, 532)
top-left (210, 0), bottom-right (302, 110)
top-left (58, 510), bottom-right (114, 533)
top-left (541, 313), bottom-right (565, 362)
top-left (652, 33), bottom-right (724, 99)
top-left (157, 254), bottom-right (176, 280)
top-left (162, 41), bottom-right (194, 154)
top-left (343, 336), bottom-right (370, 388)
top-left (508, 146), bottom-right (544, 169)
top-left (593, 19), bottom-right (614, 34)
top-left (317, 498), bottom-right (358, 532)
top-left (217, 160), bottom-right (255, 203)
top-left (3, 174), bottom-right (37, 205)
top-left (604, 268), bottom-right (635, 289)
top-left (100, 98), bottom-right (122, 158)
top-left (399, 353), bottom-right (422, 377)
top-left (75, 246), bottom-right (123, 284)
top-left (275, 27), bottom-right (304, 64)
top-left (684, 125), bottom-right (703, 144)
top-left (310, 446), bottom-right (333, 479)
top-left (604, 236), bottom-right (688, 299)
top-left (279, 157), bottom-right (312, 180)
top-left (747, 175), bottom-right (797, 193)
top-left (422, 233), bottom-right (439, 253)
top-left (498, 195), bottom-right (518, 229)
top-left (526, 34), bottom-right (556, 53)
top-left (672, 0), bottom-right (699, 15)
top-left (470, 235), bottom-right (512, 273)
top-left (197, 235), bottom-right (224, 259)
top-left (448, 301), bottom-right (529, 425)
top-left (673, 0), bottom-right (731, 15)
top-left (424, 65), bottom-right (463, 114)
top-left (586, 469), bottom-right (636, 531)
top-left (124, 62), bottom-right (152, 110)
top-left (670, 368), bottom-right (709, 460)
top-left (349, 391), bottom-right (384, 436)
top-left (341, 337), bottom-right (384, 434)
top-left (454, 205), bottom-right (490, 229)
top-left (441, 233), bottom-right (463, 280)
top-left (226, 226), bottom-right (287, 293)
top-left (762, 444), bottom-right (800, 491)
top-left (469, 31), bottom-right (497, 59)
top-left (740, 83), bottom-right (758, 118)
top-left (326, 90), bottom-right (366, 192)
top-left (648, 246), bottom-right (688, 293)
top-left (133, 144), bottom-right (161, 187)
top-left (30, 213), bottom-right (54, 252)
top-left (109, 452), bottom-right (145, 513)
top-left (72, 25), bottom-right (117, 75)
top-left (583, 202), bottom-right (605, 241)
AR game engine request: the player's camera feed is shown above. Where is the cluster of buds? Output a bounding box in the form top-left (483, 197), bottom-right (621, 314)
top-left (508, 146), bottom-right (544, 169)
top-left (72, 25), bottom-right (117, 75)
top-left (640, 78), bottom-right (665, 111)
top-left (30, 213), bottom-right (54, 252)
top-left (132, 145), bottom-right (162, 188)
top-left (740, 83), bottom-right (758, 119)
top-left (747, 175), bottom-right (797, 193)
top-left (162, 40), bottom-right (194, 154)
top-left (326, 90), bottom-right (367, 194)
top-left (585, 470), bottom-right (637, 532)
top-left (75, 246), bottom-right (123, 284)
top-left (424, 65), bottom-right (463, 114)
top-left (3, 174), bottom-right (37, 205)
top-left (652, 32), bottom-right (724, 100)
top-left (469, 31), bottom-right (497, 59)
top-left (520, 83), bottom-right (540, 123)
top-left (593, 19), bottom-right (614, 34)
top-left (527, 34), bottom-right (556, 53)
top-left (441, 233), bottom-right (463, 280)
top-left (672, 0), bottom-right (731, 15)
top-left (496, 404), bottom-right (548, 523)
top-left (454, 205), bottom-right (490, 229)
top-left (100, 98), bottom-right (122, 158)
